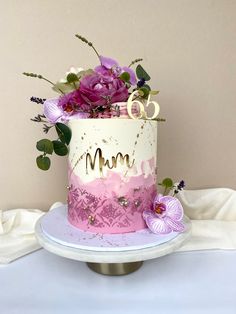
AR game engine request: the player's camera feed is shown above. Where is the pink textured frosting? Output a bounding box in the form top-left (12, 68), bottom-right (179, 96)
top-left (97, 102), bottom-right (139, 119)
top-left (68, 160), bottom-right (157, 234)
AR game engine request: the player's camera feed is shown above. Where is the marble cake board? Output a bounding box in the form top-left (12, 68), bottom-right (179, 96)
top-left (35, 205), bottom-right (191, 275)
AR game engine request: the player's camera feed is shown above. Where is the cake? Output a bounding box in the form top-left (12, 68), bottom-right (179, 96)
top-left (25, 33), bottom-right (181, 236)
top-left (68, 115), bottom-right (158, 234)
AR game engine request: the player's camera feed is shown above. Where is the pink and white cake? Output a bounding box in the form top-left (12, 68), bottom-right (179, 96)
top-left (25, 33), bottom-right (187, 239)
top-left (68, 116), bottom-right (157, 234)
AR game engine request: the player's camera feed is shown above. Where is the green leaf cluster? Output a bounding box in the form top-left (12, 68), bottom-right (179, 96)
top-left (119, 72), bottom-right (130, 83)
top-left (136, 65), bottom-right (151, 81)
top-left (158, 177), bottom-right (174, 195)
top-left (52, 69), bottom-right (93, 94)
top-left (36, 123), bottom-right (71, 171)
top-left (135, 64), bottom-right (159, 99)
top-left (66, 73), bottom-right (79, 83)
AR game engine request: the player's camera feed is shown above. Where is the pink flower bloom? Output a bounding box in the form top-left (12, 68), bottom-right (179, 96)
top-left (95, 56), bottom-right (137, 85)
top-left (43, 90), bottom-right (89, 124)
top-left (143, 194), bottom-right (185, 235)
top-left (79, 72), bottom-right (129, 108)
top-left (58, 89), bottom-right (90, 113)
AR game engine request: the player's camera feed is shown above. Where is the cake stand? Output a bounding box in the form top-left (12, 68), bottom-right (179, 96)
top-left (35, 205), bottom-right (191, 276)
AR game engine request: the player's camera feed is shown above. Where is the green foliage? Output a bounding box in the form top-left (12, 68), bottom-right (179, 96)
top-left (119, 72), bottom-right (130, 83)
top-left (66, 73), bottom-right (79, 83)
top-left (149, 90), bottom-right (159, 95)
top-left (52, 140), bottom-right (68, 156)
top-left (35, 124), bottom-right (71, 170)
top-left (136, 65), bottom-right (151, 81)
top-left (158, 177), bottom-right (174, 196)
top-left (55, 123), bottom-right (72, 145)
top-left (138, 87), bottom-right (150, 98)
top-left (36, 139), bottom-right (53, 154)
top-left (52, 82), bottom-right (75, 94)
top-left (138, 89), bottom-right (144, 97)
top-left (162, 178), bottom-right (174, 188)
top-left (143, 84), bottom-right (151, 91)
top-left (36, 155), bottom-right (51, 171)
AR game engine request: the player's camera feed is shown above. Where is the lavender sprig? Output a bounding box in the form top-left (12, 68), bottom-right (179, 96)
top-left (128, 58), bottom-right (143, 67)
top-left (137, 78), bottom-right (146, 88)
top-left (31, 115), bottom-right (54, 134)
top-left (23, 72), bottom-right (64, 94)
top-left (43, 124), bottom-right (54, 134)
top-left (159, 178), bottom-right (185, 196)
top-left (31, 114), bottom-right (47, 122)
top-left (30, 96), bottom-right (46, 104)
top-left (173, 180), bottom-right (185, 196)
top-left (75, 34), bottom-right (100, 60)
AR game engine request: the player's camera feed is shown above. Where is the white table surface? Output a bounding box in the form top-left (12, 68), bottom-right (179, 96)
top-left (1, 249), bottom-right (236, 314)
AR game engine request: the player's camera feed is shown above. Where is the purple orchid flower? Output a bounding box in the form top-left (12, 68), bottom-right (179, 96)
top-left (143, 194), bottom-right (185, 234)
top-left (43, 97), bottom-right (88, 124)
top-left (43, 98), bottom-right (64, 123)
top-left (95, 56), bottom-right (137, 85)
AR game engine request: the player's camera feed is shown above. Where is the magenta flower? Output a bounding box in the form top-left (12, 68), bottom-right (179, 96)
top-left (79, 72), bottom-right (129, 108)
top-left (58, 89), bottom-right (90, 113)
top-left (143, 194), bottom-right (185, 234)
top-left (43, 90), bottom-right (89, 123)
top-left (95, 56), bottom-right (137, 85)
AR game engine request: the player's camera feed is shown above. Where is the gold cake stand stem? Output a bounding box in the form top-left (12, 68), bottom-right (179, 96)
top-left (87, 261), bottom-right (143, 276)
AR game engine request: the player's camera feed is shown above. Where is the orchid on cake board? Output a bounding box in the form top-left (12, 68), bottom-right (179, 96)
top-left (24, 33), bottom-right (190, 275)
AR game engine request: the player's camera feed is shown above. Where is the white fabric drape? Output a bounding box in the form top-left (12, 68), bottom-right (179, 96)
top-left (177, 188), bottom-right (236, 221)
top-left (0, 202), bottom-right (61, 264)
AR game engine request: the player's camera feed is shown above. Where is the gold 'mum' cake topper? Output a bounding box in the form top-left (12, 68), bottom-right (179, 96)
top-left (86, 148), bottom-right (135, 176)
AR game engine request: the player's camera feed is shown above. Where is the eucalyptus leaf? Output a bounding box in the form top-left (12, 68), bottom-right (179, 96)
top-left (162, 178), bottom-right (174, 188)
top-left (119, 72), bottom-right (130, 83)
top-left (36, 139), bottom-right (53, 154)
top-left (53, 140), bottom-right (68, 156)
top-left (55, 123), bottom-right (72, 145)
top-left (52, 82), bottom-right (75, 94)
top-left (138, 87), bottom-right (150, 98)
top-left (143, 84), bottom-right (151, 91)
top-left (136, 64), bottom-right (151, 81)
top-left (67, 73), bottom-right (79, 83)
top-left (36, 155), bottom-right (51, 171)
top-left (149, 90), bottom-right (159, 95)
top-left (138, 89), bottom-right (145, 97)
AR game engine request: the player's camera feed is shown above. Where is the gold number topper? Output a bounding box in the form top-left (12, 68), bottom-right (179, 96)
top-left (127, 91), bottom-right (160, 120)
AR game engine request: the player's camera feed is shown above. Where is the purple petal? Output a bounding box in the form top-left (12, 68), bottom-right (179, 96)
top-left (94, 65), bottom-right (110, 76)
top-left (143, 211), bottom-right (172, 234)
top-left (43, 98), bottom-right (64, 123)
top-left (164, 217), bottom-right (185, 232)
top-left (122, 66), bottom-right (137, 85)
top-left (161, 196), bottom-right (184, 221)
top-left (143, 210), bottom-right (156, 221)
top-left (100, 56), bottom-right (119, 69)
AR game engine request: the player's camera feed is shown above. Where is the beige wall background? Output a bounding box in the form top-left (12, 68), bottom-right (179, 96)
top-left (0, 0), bottom-right (236, 211)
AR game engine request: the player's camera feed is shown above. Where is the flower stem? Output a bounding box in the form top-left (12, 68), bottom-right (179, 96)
top-left (163, 186), bottom-right (168, 196)
top-left (128, 58), bottom-right (143, 67)
top-left (22, 72), bottom-right (64, 94)
top-left (75, 34), bottom-right (100, 62)
top-left (91, 45), bottom-right (100, 60)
